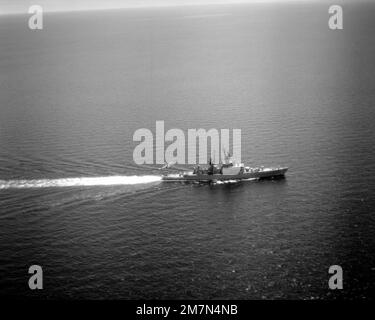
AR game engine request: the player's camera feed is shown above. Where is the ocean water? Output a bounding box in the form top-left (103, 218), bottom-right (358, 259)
top-left (0, 2), bottom-right (375, 299)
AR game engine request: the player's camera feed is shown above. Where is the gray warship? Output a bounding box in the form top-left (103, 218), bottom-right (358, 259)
top-left (161, 152), bottom-right (288, 182)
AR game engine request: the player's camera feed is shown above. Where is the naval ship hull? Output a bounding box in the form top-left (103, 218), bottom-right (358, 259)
top-left (162, 167), bottom-right (288, 182)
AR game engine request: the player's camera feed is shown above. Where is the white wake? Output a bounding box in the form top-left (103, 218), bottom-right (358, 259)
top-left (0, 175), bottom-right (162, 190)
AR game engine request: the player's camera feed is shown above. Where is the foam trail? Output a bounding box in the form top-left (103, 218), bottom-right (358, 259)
top-left (0, 175), bottom-right (162, 190)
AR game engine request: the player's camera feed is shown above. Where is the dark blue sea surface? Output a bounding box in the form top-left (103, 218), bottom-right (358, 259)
top-left (0, 2), bottom-right (375, 299)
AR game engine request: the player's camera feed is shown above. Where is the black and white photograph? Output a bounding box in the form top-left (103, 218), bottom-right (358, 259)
top-left (0, 0), bottom-right (374, 309)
